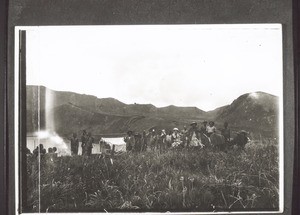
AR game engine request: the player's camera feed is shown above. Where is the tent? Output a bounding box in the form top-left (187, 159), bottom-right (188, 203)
top-left (101, 137), bottom-right (126, 152)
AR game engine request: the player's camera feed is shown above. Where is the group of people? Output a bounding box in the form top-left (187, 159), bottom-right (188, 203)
top-left (26, 120), bottom-right (248, 160)
top-left (30, 144), bottom-right (58, 158)
top-left (67, 121), bottom-right (249, 156)
top-left (70, 130), bottom-right (94, 156)
top-left (28, 120), bottom-right (248, 158)
top-left (124, 121), bottom-right (249, 153)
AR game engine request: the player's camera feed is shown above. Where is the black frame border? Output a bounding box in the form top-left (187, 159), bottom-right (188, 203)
top-left (0, 0), bottom-right (8, 213)
top-left (4, 0), bottom-right (299, 214)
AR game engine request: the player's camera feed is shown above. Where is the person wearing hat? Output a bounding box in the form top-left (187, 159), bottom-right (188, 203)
top-left (124, 130), bottom-right (135, 152)
top-left (239, 130), bottom-right (248, 134)
top-left (187, 122), bottom-right (203, 148)
top-left (171, 128), bottom-right (182, 147)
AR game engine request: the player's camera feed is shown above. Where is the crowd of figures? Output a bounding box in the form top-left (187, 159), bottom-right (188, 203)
top-left (123, 121), bottom-right (250, 153)
top-left (27, 130), bottom-right (95, 157)
top-left (69, 130), bottom-right (94, 156)
top-left (29, 144), bottom-right (58, 158)
top-left (27, 121), bottom-right (250, 158)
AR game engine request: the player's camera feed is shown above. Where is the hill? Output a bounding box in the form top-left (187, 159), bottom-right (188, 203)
top-left (26, 85), bottom-right (207, 119)
top-left (215, 92), bottom-right (279, 136)
top-left (206, 105), bottom-right (229, 120)
top-left (26, 86), bottom-right (279, 138)
top-left (27, 103), bottom-right (193, 138)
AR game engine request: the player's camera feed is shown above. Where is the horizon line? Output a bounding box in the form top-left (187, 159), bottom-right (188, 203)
top-left (26, 84), bottom-right (278, 112)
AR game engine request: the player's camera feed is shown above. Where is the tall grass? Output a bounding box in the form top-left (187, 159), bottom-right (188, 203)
top-left (26, 142), bottom-right (279, 212)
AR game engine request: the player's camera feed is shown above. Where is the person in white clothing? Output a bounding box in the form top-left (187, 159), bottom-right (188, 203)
top-left (206, 121), bottom-right (216, 137)
top-left (171, 128), bottom-right (182, 147)
top-left (187, 122), bottom-right (203, 148)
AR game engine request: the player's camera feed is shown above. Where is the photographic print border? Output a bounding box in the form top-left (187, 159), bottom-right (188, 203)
top-left (5, 0), bottom-right (297, 214)
top-left (15, 24), bottom-right (284, 214)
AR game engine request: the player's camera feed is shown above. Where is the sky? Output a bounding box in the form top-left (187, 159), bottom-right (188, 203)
top-left (24, 24), bottom-right (283, 111)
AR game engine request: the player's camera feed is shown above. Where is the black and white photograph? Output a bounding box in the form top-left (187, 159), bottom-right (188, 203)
top-left (15, 24), bottom-right (283, 214)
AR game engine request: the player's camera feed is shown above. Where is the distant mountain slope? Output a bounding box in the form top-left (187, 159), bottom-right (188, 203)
top-left (26, 85), bottom-right (206, 119)
top-left (158, 105), bottom-right (206, 119)
top-left (206, 105), bottom-right (229, 119)
top-left (215, 92), bottom-right (279, 134)
top-left (26, 86), bottom-right (279, 137)
top-left (26, 103), bottom-right (130, 136)
top-left (27, 102), bottom-right (190, 138)
top-left (26, 85), bottom-right (127, 115)
top-left (49, 104), bottom-right (136, 136)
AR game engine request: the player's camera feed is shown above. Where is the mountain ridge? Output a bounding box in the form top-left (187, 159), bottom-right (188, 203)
top-left (26, 85), bottom-right (278, 113)
top-left (26, 85), bottom-right (208, 118)
top-left (26, 85), bottom-right (279, 138)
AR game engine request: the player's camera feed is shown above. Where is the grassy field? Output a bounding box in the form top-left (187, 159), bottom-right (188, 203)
top-left (26, 142), bottom-right (279, 213)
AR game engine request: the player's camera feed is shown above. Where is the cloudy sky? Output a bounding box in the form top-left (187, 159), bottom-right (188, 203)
top-left (24, 24), bottom-right (282, 111)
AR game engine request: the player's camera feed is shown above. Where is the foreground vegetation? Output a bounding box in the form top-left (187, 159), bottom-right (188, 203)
top-left (26, 142), bottom-right (279, 212)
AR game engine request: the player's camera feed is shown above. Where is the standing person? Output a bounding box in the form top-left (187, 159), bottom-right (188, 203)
top-left (200, 121), bottom-right (208, 136)
top-left (40, 144), bottom-right (46, 155)
top-left (81, 130), bottom-right (88, 156)
top-left (187, 122), bottom-right (203, 148)
top-left (158, 129), bottom-right (167, 153)
top-left (25, 147), bottom-right (32, 156)
top-left (206, 121), bottom-right (216, 137)
top-left (45, 147), bottom-right (55, 170)
top-left (165, 131), bottom-right (172, 148)
top-left (181, 126), bottom-right (188, 147)
top-left (124, 130), bottom-right (135, 152)
top-left (221, 122), bottom-right (231, 150)
top-left (171, 128), bottom-right (182, 148)
top-left (33, 144), bottom-right (46, 158)
top-left (149, 129), bottom-right (158, 151)
top-left (86, 132), bottom-right (94, 156)
top-left (134, 132), bottom-right (142, 152)
top-left (52, 147), bottom-right (58, 158)
top-left (70, 133), bottom-right (79, 155)
top-left (47, 148), bottom-right (53, 154)
top-left (141, 130), bottom-right (148, 151)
